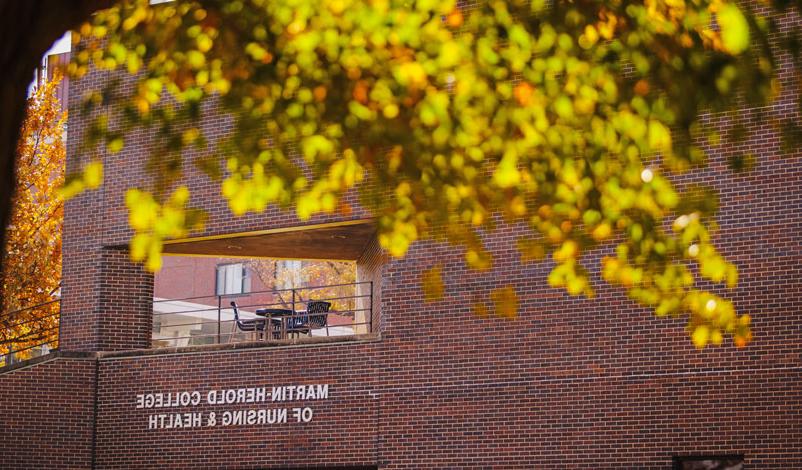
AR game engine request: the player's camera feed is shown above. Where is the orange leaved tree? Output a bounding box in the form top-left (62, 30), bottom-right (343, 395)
top-left (0, 74), bottom-right (66, 362)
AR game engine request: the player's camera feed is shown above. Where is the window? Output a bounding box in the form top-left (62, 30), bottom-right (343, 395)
top-left (276, 260), bottom-right (307, 289)
top-left (215, 263), bottom-right (251, 295)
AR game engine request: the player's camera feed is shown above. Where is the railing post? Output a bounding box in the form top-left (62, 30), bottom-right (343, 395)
top-left (57, 300), bottom-right (62, 351)
top-left (291, 288), bottom-right (296, 338)
top-left (369, 281), bottom-right (374, 333)
top-left (217, 295), bottom-right (222, 344)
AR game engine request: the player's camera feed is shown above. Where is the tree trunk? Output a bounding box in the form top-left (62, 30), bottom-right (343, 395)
top-left (0, 0), bottom-right (112, 269)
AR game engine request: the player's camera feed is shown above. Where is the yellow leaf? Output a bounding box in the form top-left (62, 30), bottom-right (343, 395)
top-left (382, 103), bottom-right (399, 119)
top-left (583, 25), bottom-right (599, 47)
top-left (396, 62), bottom-right (427, 87)
top-left (421, 265), bottom-right (445, 301)
top-left (692, 325), bottom-right (710, 349)
top-left (146, 251), bottom-right (163, 272)
top-left (170, 186), bottom-right (190, 205)
top-left (517, 238), bottom-right (546, 262)
top-left (472, 302), bottom-right (489, 318)
top-left (648, 120), bottom-right (671, 151)
top-left (129, 233), bottom-right (150, 261)
top-left (492, 149), bottom-right (520, 188)
top-left (465, 248), bottom-right (492, 270)
top-left (553, 240), bottom-right (578, 262)
top-left (491, 286), bottom-right (518, 319)
top-left (107, 138), bottom-right (124, 153)
top-left (186, 50), bottom-right (206, 68)
top-left (710, 329), bottom-right (723, 345)
top-left (718, 4), bottom-right (750, 55)
top-left (83, 161), bottom-right (104, 189)
top-left (591, 222), bottom-right (612, 241)
top-left (58, 179), bottom-right (85, 201)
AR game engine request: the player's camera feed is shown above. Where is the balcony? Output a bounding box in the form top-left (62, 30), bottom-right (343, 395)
top-left (0, 278), bottom-right (374, 367)
top-left (149, 221), bottom-right (383, 349)
top-left (151, 281), bottom-right (374, 348)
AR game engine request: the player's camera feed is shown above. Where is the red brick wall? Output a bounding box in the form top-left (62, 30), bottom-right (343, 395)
top-left (60, 245), bottom-right (154, 352)
top-left (41, 12), bottom-right (802, 468)
top-left (95, 342), bottom-right (382, 468)
top-left (89, 336), bottom-right (802, 469)
top-left (60, 62), bottom-right (159, 352)
top-left (376, 367), bottom-right (801, 468)
top-left (94, 248), bottom-right (154, 351)
top-left (155, 256), bottom-right (221, 301)
top-left (60, 54), bottom-right (106, 351)
top-left (0, 356), bottom-right (96, 469)
top-left (154, 256), bottom-right (275, 304)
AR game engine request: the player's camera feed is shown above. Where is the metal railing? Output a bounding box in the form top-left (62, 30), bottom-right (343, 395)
top-left (0, 299), bottom-right (60, 367)
top-left (151, 281), bottom-right (373, 348)
top-left (0, 281), bottom-right (374, 363)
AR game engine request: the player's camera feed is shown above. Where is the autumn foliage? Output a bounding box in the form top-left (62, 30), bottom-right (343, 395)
top-left (0, 75), bottom-right (65, 361)
top-left (61, 0), bottom-right (799, 348)
top-left (248, 259), bottom-right (356, 314)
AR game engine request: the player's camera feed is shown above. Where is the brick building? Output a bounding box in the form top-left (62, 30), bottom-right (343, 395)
top-left (2, 17), bottom-right (802, 470)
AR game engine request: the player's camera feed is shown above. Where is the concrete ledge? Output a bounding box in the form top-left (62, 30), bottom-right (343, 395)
top-left (1, 334), bottom-right (381, 372)
top-left (0, 350), bottom-right (97, 375)
top-left (97, 333), bottom-right (382, 360)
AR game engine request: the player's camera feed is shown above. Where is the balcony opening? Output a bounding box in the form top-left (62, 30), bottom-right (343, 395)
top-left (150, 220), bottom-right (380, 349)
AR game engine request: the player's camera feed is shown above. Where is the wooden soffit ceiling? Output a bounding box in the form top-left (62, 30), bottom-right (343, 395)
top-left (162, 219), bottom-right (375, 261)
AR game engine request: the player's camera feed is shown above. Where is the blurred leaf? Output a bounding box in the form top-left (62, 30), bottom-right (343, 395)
top-left (421, 265), bottom-right (445, 302)
top-left (718, 4), bottom-right (750, 55)
top-left (491, 286), bottom-right (518, 319)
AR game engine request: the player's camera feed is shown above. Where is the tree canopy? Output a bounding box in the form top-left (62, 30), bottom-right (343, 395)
top-left (1, 75), bottom-right (65, 361)
top-left (49, 0), bottom-right (802, 349)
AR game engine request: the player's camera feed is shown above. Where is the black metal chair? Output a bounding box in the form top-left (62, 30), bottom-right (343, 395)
top-left (285, 308), bottom-right (311, 338)
top-left (284, 300), bottom-right (330, 338)
top-left (308, 301), bottom-right (331, 332)
top-left (230, 301), bottom-right (266, 341)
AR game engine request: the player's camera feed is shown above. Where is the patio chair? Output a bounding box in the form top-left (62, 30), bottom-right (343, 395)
top-left (284, 300), bottom-right (328, 338)
top-left (285, 308), bottom-right (311, 338)
top-left (308, 301), bottom-right (331, 334)
top-left (230, 301), bottom-right (266, 341)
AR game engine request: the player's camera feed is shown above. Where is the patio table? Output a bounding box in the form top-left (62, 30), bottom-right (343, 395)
top-left (255, 308), bottom-right (295, 339)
